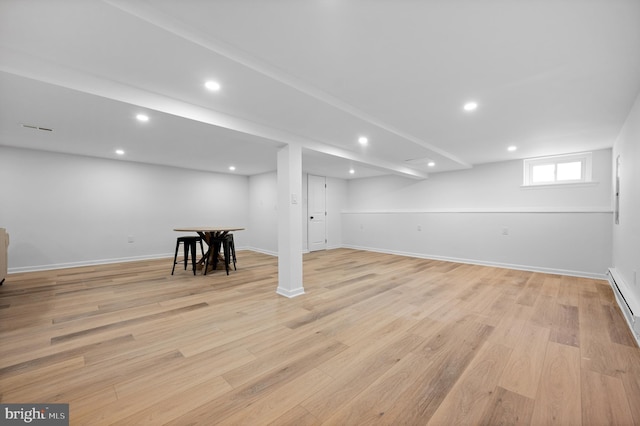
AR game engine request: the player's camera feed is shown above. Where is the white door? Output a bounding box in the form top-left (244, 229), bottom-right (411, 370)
top-left (308, 175), bottom-right (327, 252)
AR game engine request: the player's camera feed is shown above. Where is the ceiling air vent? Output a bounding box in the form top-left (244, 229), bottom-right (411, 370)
top-left (404, 157), bottom-right (433, 168)
top-left (21, 123), bottom-right (53, 132)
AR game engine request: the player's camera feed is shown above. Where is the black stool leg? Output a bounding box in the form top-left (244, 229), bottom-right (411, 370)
top-left (229, 235), bottom-right (236, 270)
top-left (204, 248), bottom-right (209, 275)
top-left (171, 239), bottom-right (181, 275)
top-left (222, 239), bottom-right (230, 275)
top-left (225, 234), bottom-right (236, 271)
top-left (190, 240), bottom-right (197, 275)
top-left (183, 240), bottom-right (189, 270)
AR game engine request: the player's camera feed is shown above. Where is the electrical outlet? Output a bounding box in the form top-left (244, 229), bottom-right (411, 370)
top-left (128, 235), bottom-right (135, 243)
top-left (501, 227), bottom-right (509, 236)
top-left (417, 225), bottom-right (422, 231)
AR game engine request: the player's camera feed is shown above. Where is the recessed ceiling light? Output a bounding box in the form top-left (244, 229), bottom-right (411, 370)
top-left (228, 166), bottom-right (236, 171)
top-left (358, 136), bottom-right (368, 145)
top-left (136, 114), bottom-right (149, 122)
top-left (507, 146), bottom-right (517, 152)
top-left (463, 101), bottom-right (478, 112)
top-left (427, 162), bottom-right (435, 167)
top-left (205, 81), bottom-right (221, 91)
top-left (349, 169), bottom-right (355, 174)
top-left (115, 149), bottom-right (125, 155)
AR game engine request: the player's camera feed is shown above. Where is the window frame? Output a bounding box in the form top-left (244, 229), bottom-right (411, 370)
top-left (523, 152), bottom-right (593, 187)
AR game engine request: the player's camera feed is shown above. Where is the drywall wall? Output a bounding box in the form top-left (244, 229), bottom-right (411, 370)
top-left (1, 141), bottom-right (615, 278)
top-left (248, 172), bottom-right (347, 254)
top-left (347, 149), bottom-right (612, 211)
top-left (248, 171), bottom-right (279, 255)
top-left (326, 177), bottom-right (348, 249)
top-left (0, 147), bottom-right (250, 271)
top-left (343, 148), bottom-right (613, 278)
top-left (612, 93), bottom-right (640, 311)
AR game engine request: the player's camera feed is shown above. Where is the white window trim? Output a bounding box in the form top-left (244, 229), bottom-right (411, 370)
top-left (523, 152), bottom-right (593, 187)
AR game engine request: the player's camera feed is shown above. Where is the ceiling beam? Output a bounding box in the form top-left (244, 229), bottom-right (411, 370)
top-left (0, 45), bottom-right (428, 179)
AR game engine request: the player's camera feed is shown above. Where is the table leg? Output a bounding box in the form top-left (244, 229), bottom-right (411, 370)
top-left (202, 232), bottom-right (229, 274)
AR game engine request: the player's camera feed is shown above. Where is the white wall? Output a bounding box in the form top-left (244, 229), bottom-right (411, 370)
top-left (326, 177), bottom-right (348, 249)
top-left (347, 149), bottom-right (612, 211)
top-left (0, 147), bottom-right (348, 271)
top-left (612, 93), bottom-right (640, 311)
top-left (2, 142), bottom-right (616, 279)
top-left (248, 172), bottom-right (347, 254)
top-left (0, 147), bottom-right (250, 271)
top-left (343, 148), bottom-right (613, 278)
top-left (302, 173), bottom-right (308, 251)
top-left (248, 172), bottom-right (279, 255)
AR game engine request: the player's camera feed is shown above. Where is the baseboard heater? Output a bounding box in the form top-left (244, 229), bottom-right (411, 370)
top-left (607, 269), bottom-right (640, 346)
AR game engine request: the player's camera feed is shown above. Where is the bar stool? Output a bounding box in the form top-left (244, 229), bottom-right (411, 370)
top-left (171, 236), bottom-right (204, 275)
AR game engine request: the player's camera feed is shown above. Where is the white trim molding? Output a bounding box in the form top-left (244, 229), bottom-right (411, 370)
top-left (276, 286), bottom-right (305, 298)
top-left (342, 207), bottom-right (612, 214)
top-left (342, 244), bottom-right (608, 280)
top-left (8, 253), bottom-right (174, 274)
top-left (245, 247), bottom-right (278, 257)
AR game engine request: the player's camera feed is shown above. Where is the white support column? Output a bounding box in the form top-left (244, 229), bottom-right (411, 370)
top-left (276, 143), bottom-right (304, 298)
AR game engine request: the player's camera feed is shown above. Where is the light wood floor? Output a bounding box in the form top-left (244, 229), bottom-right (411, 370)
top-left (1, 249), bottom-right (639, 425)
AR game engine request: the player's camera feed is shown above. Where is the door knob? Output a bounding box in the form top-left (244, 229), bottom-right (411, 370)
top-left (310, 216), bottom-right (314, 219)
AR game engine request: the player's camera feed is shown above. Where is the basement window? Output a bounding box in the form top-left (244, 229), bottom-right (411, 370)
top-left (523, 152), bottom-right (592, 187)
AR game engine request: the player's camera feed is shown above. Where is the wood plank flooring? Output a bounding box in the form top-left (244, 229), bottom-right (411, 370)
top-left (1, 249), bottom-right (639, 425)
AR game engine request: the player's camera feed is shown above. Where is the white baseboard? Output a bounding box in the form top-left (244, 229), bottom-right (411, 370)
top-left (341, 244), bottom-right (607, 280)
top-left (244, 247), bottom-right (278, 257)
top-left (276, 286), bottom-right (305, 298)
top-left (8, 253), bottom-right (175, 274)
top-left (8, 246), bottom-right (262, 274)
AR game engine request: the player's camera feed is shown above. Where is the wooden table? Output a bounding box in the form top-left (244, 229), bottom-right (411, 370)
top-left (174, 227), bottom-right (244, 273)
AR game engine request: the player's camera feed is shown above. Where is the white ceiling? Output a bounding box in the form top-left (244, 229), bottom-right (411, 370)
top-left (1, 0), bottom-right (639, 180)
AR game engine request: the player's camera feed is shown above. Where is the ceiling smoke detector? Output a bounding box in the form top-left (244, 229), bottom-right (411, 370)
top-left (21, 123), bottom-right (53, 132)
